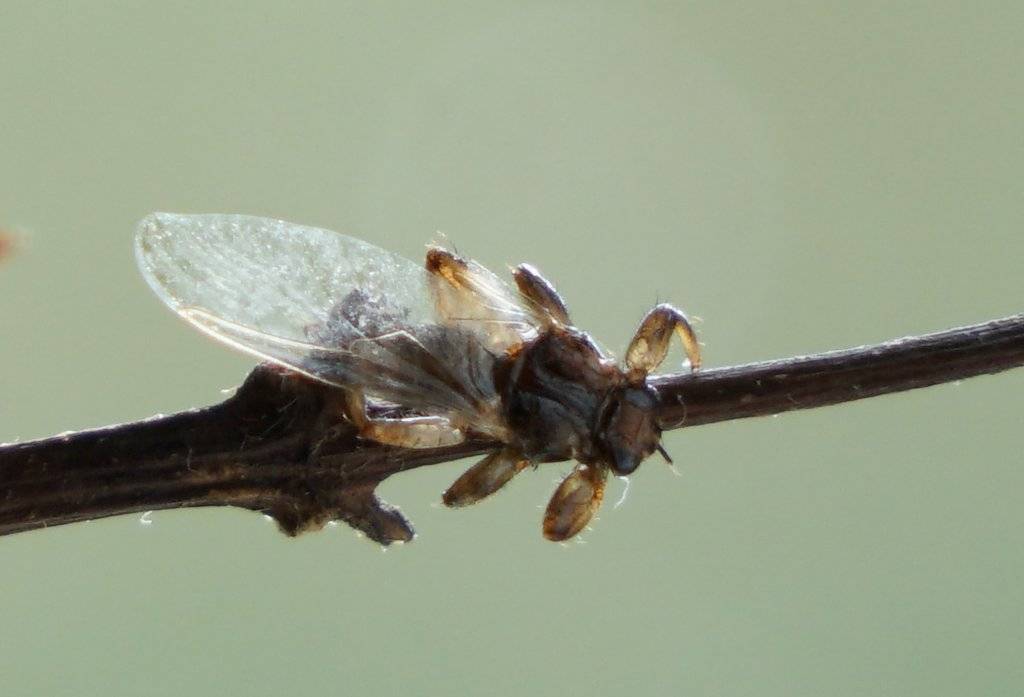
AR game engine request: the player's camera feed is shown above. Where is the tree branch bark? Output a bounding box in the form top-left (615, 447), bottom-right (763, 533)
top-left (2, 313), bottom-right (1023, 544)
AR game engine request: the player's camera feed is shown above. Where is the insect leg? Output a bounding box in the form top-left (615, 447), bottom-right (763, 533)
top-left (424, 247), bottom-right (519, 320)
top-left (512, 263), bottom-right (571, 326)
top-left (345, 390), bottom-right (465, 449)
top-left (442, 447), bottom-right (530, 507)
top-left (625, 303), bottom-right (701, 378)
top-left (425, 247), bottom-right (483, 322)
top-left (543, 463), bottom-right (608, 541)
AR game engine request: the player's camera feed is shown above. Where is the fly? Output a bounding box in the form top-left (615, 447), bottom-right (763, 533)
top-left (135, 213), bottom-right (701, 541)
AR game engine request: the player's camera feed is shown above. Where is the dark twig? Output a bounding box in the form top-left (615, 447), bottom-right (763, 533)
top-left (2, 314), bottom-right (1023, 544)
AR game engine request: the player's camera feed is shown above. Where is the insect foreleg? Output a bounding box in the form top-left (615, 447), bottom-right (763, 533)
top-left (625, 303), bottom-right (701, 379)
top-left (543, 463), bottom-right (608, 541)
top-left (345, 390), bottom-right (465, 449)
top-left (512, 263), bottom-right (571, 326)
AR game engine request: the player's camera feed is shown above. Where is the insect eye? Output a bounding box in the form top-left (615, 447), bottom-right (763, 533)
top-left (610, 446), bottom-right (640, 475)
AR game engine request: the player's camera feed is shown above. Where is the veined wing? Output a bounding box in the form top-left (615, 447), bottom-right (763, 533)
top-left (135, 213), bottom-right (532, 417)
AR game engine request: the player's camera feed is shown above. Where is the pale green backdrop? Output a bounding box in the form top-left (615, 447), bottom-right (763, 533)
top-left (2, 3), bottom-right (1022, 696)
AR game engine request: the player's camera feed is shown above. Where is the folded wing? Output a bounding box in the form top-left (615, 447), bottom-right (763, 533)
top-left (135, 213), bottom-right (530, 420)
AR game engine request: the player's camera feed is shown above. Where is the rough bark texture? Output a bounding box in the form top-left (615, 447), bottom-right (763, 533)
top-left (2, 314), bottom-right (1023, 544)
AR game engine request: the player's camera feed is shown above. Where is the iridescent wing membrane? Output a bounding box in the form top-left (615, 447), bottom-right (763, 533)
top-left (135, 213), bottom-right (536, 422)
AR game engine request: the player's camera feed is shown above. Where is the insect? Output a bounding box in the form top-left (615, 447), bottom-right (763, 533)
top-left (135, 213), bottom-right (701, 540)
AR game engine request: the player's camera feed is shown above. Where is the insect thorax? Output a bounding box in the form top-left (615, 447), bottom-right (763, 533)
top-left (495, 326), bottom-right (622, 463)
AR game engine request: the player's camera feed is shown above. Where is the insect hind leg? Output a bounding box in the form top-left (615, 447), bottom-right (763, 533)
top-left (345, 390), bottom-right (465, 449)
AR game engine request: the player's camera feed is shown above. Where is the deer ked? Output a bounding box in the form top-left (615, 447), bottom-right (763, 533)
top-left (136, 213), bottom-right (701, 541)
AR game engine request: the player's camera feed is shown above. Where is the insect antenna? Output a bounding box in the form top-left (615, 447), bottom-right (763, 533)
top-left (656, 443), bottom-right (673, 464)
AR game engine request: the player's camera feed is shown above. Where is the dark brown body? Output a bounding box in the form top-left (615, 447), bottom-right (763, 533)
top-left (495, 326), bottom-right (621, 465)
top-left (423, 247), bottom-right (700, 540)
top-left (330, 245), bottom-right (702, 540)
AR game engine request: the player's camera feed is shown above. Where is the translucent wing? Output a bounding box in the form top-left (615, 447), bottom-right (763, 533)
top-left (135, 213), bottom-right (531, 418)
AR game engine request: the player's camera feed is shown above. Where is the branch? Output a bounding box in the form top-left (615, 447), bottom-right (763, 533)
top-left (2, 314), bottom-right (1023, 544)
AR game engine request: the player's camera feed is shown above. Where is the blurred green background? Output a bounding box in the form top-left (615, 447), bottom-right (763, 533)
top-left (2, 3), bottom-right (1022, 696)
